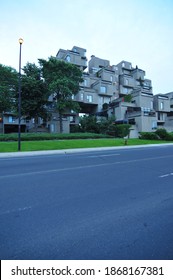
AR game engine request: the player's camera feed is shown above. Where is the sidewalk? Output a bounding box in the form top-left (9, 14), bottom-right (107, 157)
top-left (1, 143), bottom-right (173, 158)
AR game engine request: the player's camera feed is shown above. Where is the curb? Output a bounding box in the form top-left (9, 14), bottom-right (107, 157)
top-left (0, 143), bottom-right (173, 158)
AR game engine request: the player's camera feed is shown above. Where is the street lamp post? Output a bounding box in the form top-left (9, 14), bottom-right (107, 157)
top-left (18, 38), bottom-right (23, 151)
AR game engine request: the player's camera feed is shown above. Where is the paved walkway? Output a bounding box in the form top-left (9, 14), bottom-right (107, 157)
top-left (1, 143), bottom-right (173, 158)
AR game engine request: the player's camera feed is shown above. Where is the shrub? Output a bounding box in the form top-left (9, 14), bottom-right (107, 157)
top-left (114, 124), bottom-right (131, 138)
top-left (0, 132), bottom-right (112, 142)
top-left (79, 115), bottom-right (100, 133)
top-left (139, 132), bottom-right (159, 140)
top-left (98, 117), bottom-right (115, 135)
top-left (70, 124), bottom-right (81, 133)
top-left (155, 128), bottom-right (169, 140)
top-left (164, 132), bottom-right (173, 141)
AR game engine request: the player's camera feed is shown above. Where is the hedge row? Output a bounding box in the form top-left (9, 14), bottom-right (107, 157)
top-left (0, 132), bottom-right (112, 142)
top-left (139, 129), bottom-right (173, 141)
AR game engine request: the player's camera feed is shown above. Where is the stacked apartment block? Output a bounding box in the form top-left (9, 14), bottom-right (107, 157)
top-left (56, 46), bottom-right (173, 137)
top-left (1, 45), bottom-right (173, 136)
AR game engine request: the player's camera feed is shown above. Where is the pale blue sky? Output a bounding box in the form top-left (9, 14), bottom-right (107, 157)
top-left (0, 0), bottom-right (173, 94)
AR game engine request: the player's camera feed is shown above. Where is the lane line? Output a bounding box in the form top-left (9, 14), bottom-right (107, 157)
top-left (1, 154), bottom-right (173, 179)
top-left (0, 206), bottom-right (32, 216)
top-left (159, 173), bottom-right (173, 178)
top-left (87, 153), bottom-right (120, 158)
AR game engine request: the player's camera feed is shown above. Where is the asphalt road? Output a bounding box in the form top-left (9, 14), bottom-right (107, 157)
top-left (0, 145), bottom-right (173, 260)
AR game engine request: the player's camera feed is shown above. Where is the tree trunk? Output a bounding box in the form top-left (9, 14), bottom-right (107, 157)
top-left (59, 113), bottom-right (63, 133)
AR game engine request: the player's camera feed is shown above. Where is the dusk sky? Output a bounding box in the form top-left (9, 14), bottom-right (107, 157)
top-left (0, 0), bottom-right (173, 94)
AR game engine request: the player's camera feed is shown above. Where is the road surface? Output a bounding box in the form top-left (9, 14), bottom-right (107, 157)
top-left (0, 145), bottom-right (173, 259)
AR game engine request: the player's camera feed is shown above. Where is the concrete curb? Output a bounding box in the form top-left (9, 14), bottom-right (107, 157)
top-left (0, 143), bottom-right (173, 158)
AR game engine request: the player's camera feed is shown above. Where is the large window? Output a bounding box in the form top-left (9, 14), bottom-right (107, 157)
top-left (160, 101), bottom-right (164, 110)
top-left (158, 112), bottom-right (164, 121)
top-left (125, 79), bottom-right (129, 86)
top-left (152, 121), bottom-right (157, 130)
top-left (83, 79), bottom-right (87, 87)
top-left (100, 86), bottom-right (106, 94)
top-left (123, 88), bottom-right (129, 94)
top-left (65, 55), bottom-right (71, 62)
top-left (87, 95), bottom-right (93, 103)
top-left (9, 116), bottom-right (16, 123)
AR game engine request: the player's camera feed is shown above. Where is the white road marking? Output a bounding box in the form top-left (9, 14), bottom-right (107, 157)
top-left (88, 153), bottom-right (120, 158)
top-left (159, 173), bottom-right (173, 178)
top-left (1, 154), bottom-right (173, 179)
top-left (0, 206), bottom-right (32, 216)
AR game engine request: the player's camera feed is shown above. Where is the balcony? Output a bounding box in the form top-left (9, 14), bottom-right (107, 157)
top-left (126, 107), bottom-right (156, 118)
top-left (98, 85), bottom-right (114, 97)
top-left (157, 120), bottom-right (165, 124)
top-left (126, 107), bottom-right (142, 118)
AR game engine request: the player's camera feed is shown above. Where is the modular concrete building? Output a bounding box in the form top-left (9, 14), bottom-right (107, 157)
top-left (54, 45), bottom-right (173, 136)
top-left (1, 46), bottom-right (172, 136)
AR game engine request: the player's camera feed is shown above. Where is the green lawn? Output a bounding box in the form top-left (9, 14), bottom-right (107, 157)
top-left (0, 138), bottom-right (170, 153)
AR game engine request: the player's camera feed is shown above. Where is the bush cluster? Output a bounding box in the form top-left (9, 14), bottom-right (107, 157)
top-left (0, 117), bottom-right (131, 142)
top-left (78, 115), bottom-right (131, 138)
top-left (0, 132), bottom-right (112, 142)
top-left (139, 129), bottom-right (173, 141)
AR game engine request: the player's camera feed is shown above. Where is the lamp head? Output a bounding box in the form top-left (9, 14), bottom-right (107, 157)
top-left (19, 38), bottom-right (24, 44)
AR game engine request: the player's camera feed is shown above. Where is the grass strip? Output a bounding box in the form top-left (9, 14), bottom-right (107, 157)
top-left (0, 138), bottom-right (170, 153)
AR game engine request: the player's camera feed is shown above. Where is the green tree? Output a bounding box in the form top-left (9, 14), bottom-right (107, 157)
top-left (39, 57), bottom-right (83, 133)
top-left (20, 63), bottom-right (49, 131)
top-left (114, 124), bottom-right (131, 140)
top-left (124, 94), bottom-right (132, 102)
top-left (98, 116), bottom-right (116, 134)
top-left (0, 64), bottom-right (18, 113)
top-left (80, 115), bottom-right (100, 133)
top-left (79, 115), bottom-right (116, 135)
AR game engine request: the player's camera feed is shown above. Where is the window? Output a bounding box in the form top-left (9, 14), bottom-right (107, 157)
top-left (142, 107), bottom-right (151, 115)
top-left (123, 88), bottom-right (129, 94)
top-left (83, 79), bottom-right (87, 87)
top-left (113, 66), bottom-right (118, 71)
top-left (151, 101), bottom-right (153, 110)
top-left (110, 76), bottom-right (113, 82)
top-left (100, 86), bottom-right (106, 93)
top-left (87, 95), bottom-right (93, 103)
top-left (125, 79), bottom-right (129, 86)
top-left (160, 102), bottom-right (164, 110)
top-left (152, 121), bottom-right (157, 130)
top-left (9, 116), bottom-right (16, 123)
top-left (122, 62), bottom-right (125, 68)
top-left (80, 93), bottom-right (84, 101)
top-left (158, 112), bottom-right (164, 121)
top-left (70, 116), bottom-right (75, 123)
top-left (65, 55), bottom-right (71, 62)
top-left (100, 97), bottom-right (104, 104)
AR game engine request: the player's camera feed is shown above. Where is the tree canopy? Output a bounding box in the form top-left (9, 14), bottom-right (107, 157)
top-left (20, 62), bottom-right (49, 130)
top-left (0, 64), bottom-right (18, 113)
top-left (0, 58), bottom-right (84, 133)
top-left (39, 57), bottom-right (83, 132)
